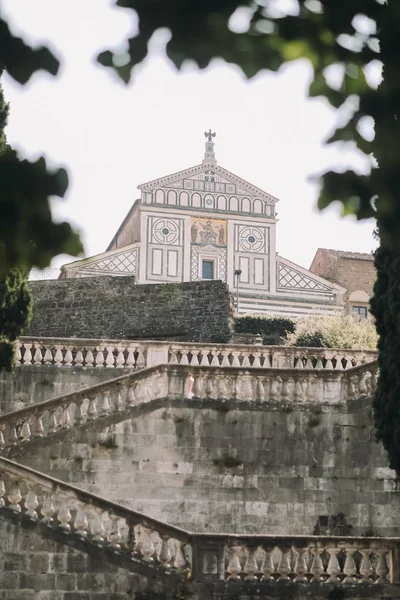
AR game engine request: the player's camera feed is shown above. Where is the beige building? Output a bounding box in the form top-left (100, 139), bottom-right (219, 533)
top-left (61, 134), bottom-right (346, 317)
top-left (310, 248), bottom-right (375, 318)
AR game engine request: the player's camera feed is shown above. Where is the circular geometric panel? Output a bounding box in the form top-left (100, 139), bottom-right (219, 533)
top-left (152, 218), bottom-right (179, 245)
top-left (239, 227), bottom-right (264, 252)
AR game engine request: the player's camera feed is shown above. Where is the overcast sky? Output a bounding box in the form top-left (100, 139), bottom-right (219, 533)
top-left (2, 0), bottom-right (378, 270)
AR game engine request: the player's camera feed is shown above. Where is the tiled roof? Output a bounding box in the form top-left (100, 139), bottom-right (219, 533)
top-left (319, 248), bottom-right (374, 261)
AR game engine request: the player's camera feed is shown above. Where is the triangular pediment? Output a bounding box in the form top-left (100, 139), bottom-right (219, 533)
top-left (277, 257), bottom-right (346, 294)
top-left (61, 244), bottom-right (139, 278)
top-left (138, 162), bottom-right (278, 204)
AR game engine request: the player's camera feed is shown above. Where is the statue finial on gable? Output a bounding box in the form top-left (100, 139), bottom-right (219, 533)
top-left (204, 129), bottom-right (216, 142)
top-left (203, 129), bottom-right (217, 165)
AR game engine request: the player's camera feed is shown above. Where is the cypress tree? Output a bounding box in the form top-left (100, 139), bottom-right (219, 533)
top-left (369, 0), bottom-right (400, 474)
top-left (0, 74), bottom-right (32, 370)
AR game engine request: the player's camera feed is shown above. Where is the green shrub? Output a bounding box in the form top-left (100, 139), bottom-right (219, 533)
top-left (235, 315), bottom-right (295, 344)
top-left (286, 315), bottom-right (378, 350)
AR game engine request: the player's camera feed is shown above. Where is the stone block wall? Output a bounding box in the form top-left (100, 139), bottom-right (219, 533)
top-left (26, 278), bottom-right (233, 342)
top-left (16, 394), bottom-right (400, 538)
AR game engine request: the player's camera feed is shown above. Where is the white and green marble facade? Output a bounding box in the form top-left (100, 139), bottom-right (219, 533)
top-left (62, 138), bottom-right (344, 317)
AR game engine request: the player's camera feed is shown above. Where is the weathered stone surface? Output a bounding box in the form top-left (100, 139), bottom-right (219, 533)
top-left (14, 394), bottom-right (400, 538)
top-left (26, 278), bottom-right (233, 342)
top-left (0, 365), bottom-right (125, 413)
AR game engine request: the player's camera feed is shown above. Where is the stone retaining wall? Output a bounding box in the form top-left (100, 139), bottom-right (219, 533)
top-left (27, 278), bottom-right (233, 342)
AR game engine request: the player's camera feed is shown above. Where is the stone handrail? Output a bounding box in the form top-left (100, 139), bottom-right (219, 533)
top-left (18, 336), bottom-right (377, 370)
top-left (0, 454), bottom-right (397, 584)
top-left (0, 362), bottom-right (378, 452)
top-left (0, 455), bottom-right (191, 576)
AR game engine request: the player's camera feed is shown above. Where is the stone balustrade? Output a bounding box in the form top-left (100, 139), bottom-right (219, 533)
top-left (192, 533), bottom-right (397, 583)
top-left (0, 362), bottom-right (378, 453)
top-left (0, 455), bottom-right (191, 576)
top-left (0, 455), bottom-right (397, 585)
top-left (18, 336), bottom-right (377, 370)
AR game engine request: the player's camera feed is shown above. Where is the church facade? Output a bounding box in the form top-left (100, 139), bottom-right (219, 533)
top-left (61, 133), bottom-right (345, 317)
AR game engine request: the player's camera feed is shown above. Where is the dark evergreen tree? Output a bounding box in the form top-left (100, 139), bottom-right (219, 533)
top-left (0, 75), bottom-right (32, 370)
top-left (369, 1), bottom-right (400, 474)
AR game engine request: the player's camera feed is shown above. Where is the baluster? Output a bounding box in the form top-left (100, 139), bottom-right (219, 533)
top-left (221, 353), bottom-right (230, 367)
top-left (193, 375), bottom-right (205, 398)
top-left (136, 348), bottom-right (146, 369)
top-left (8, 482), bottom-right (22, 512)
top-left (314, 358), bottom-right (323, 370)
top-left (343, 548), bottom-right (357, 583)
top-left (100, 390), bottom-right (111, 415)
top-left (191, 352), bottom-right (201, 366)
top-left (239, 378), bottom-right (254, 401)
top-left (20, 420), bottom-right (32, 442)
top-left (261, 546), bottom-right (275, 580)
top-left (375, 549), bottom-right (389, 583)
top-left (57, 500), bottom-right (72, 532)
top-left (108, 514), bottom-right (122, 550)
top-left (74, 503), bottom-right (88, 537)
top-left (140, 529), bottom-right (155, 562)
top-left (270, 377), bottom-right (279, 401)
top-left (22, 345), bottom-right (32, 365)
top-left (54, 348), bottom-right (63, 366)
top-left (85, 350), bottom-right (94, 367)
top-left (125, 348), bottom-right (135, 368)
top-left (41, 494), bottom-right (55, 523)
top-left (217, 376), bottom-right (228, 399)
top-left (0, 477), bottom-right (5, 507)
top-left (95, 350), bottom-right (105, 367)
top-left (303, 358), bottom-right (313, 369)
top-left (252, 354), bottom-right (262, 368)
top-left (159, 536), bottom-right (172, 570)
top-left (326, 547), bottom-right (341, 583)
top-left (310, 548), bottom-right (324, 581)
top-left (87, 395), bottom-right (98, 420)
top-left (359, 549), bottom-right (373, 582)
top-left (105, 348), bottom-right (115, 368)
top-left (114, 390), bottom-right (123, 411)
top-left (242, 354), bottom-right (251, 368)
top-left (244, 547), bottom-right (259, 580)
top-left (180, 352), bottom-right (189, 366)
top-left (15, 344), bottom-right (22, 366)
top-left (59, 406), bottom-right (71, 429)
top-left (116, 350), bottom-right (125, 368)
top-left (281, 378), bottom-right (290, 401)
top-left (91, 508), bottom-right (105, 544)
top-left (256, 378), bottom-right (265, 401)
top-left (335, 356), bottom-right (344, 370)
top-left (227, 546), bottom-right (242, 580)
top-left (127, 522), bottom-right (138, 557)
top-left (126, 384), bottom-right (137, 406)
top-left (9, 425), bottom-right (19, 445)
top-left (277, 547), bottom-right (291, 580)
top-left (295, 357), bottom-right (303, 369)
top-left (231, 352), bottom-right (240, 367)
top-left (74, 400), bottom-right (85, 425)
top-left (34, 414), bottom-right (45, 437)
top-left (293, 378), bottom-right (304, 401)
top-left (174, 542), bottom-right (187, 571)
top-left (43, 348), bottom-right (53, 365)
top-left (169, 349), bottom-right (179, 365)
top-left (294, 547), bottom-right (308, 582)
top-left (358, 373), bottom-right (368, 395)
top-left (33, 347), bottom-right (43, 365)
top-left (206, 377), bottom-right (217, 399)
top-left (0, 425), bottom-right (5, 448)
top-left (75, 350), bottom-right (84, 367)
top-left (25, 489), bottom-right (39, 520)
top-left (48, 410), bottom-right (59, 432)
top-left (326, 358), bottom-right (334, 370)
top-left (64, 349), bottom-right (73, 367)
top-left (210, 352), bottom-right (219, 366)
